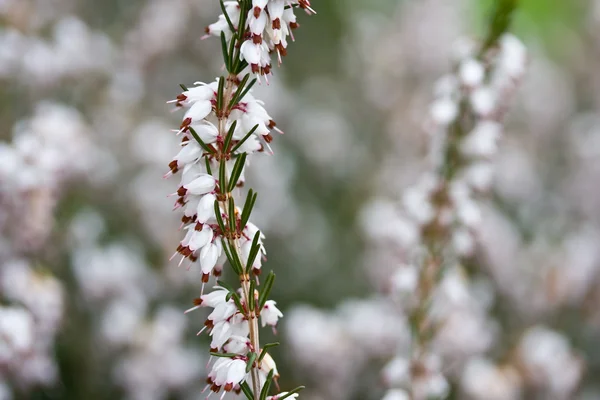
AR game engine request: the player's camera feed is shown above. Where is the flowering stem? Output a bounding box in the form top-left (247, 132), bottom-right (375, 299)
top-left (406, 1), bottom-right (521, 398)
top-left (169, 1), bottom-right (312, 398)
top-left (214, 70), bottom-right (264, 398)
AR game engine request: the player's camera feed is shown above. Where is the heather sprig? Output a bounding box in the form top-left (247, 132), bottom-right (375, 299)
top-left (166, 1), bottom-right (313, 399)
top-left (382, 1), bottom-right (526, 399)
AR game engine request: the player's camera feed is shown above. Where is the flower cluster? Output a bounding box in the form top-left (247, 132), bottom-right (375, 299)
top-left (205, 0), bottom-right (315, 75)
top-left (378, 16), bottom-right (527, 400)
top-left (187, 286), bottom-right (284, 395)
top-left (420, 33), bottom-right (527, 259)
top-left (0, 103), bottom-right (95, 395)
top-left (0, 260), bottom-right (64, 389)
top-left (166, 1), bottom-right (311, 398)
top-left (168, 78), bottom-right (274, 284)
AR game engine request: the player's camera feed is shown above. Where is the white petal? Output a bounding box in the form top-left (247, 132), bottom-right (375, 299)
top-left (184, 174), bottom-right (216, 195)
top-left (184, 100), bottom-right (212, 122)
top-left (200, 243), bottom-right (219, 274)
top-left (197, 193), bottom-right (217, 223)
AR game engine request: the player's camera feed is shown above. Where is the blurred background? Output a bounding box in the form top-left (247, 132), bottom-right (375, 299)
top-left (1, 0), bottom-right (600, 399)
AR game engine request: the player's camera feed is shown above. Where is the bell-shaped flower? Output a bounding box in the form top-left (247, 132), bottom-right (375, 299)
top-left (207, 300), bottom-right (238, 325)
top-left (210, 358), bottom-right (247, 392)
top-left (170, 140), bottom-right (201, 173)
top-left (259, 352), bottom-right (279, 381)
top-left (184, 174), bottom-right (216, 196)
top-left (252, 0), bottom-right (268, 9)
top-left (187, 224), bottom-right (214, 252)
top-left (260, 300), bottom-right (283, 327)
top-left (189, 121), bottom-right (219, 143)
top-left (210, 319), bottom-right (234, 350)
top-left (267, 0), bottom-right (285, 24)
top-left (196, 193), bottom-right (216, 223)
top-left (240, 40), bottom-right (262, 66)
top-left (181, 83), bottom-right (215, 106)
top-left (248, 9), bottom-right (268, 36)
top-left (184, 99), bottom-right (212, 124)
top-left (200, 242), bottom-right (220, 277)
top-left (201, 286), bottom-right (229, 308)
top-left (224, 335), bottom-right (251, 355)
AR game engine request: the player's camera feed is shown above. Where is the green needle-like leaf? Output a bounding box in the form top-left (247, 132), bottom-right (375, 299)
top-left (277, 386), bottom-right (306, 399)
top-left (245, 231), bottom-right (261, 274)
top-left (214, 200), bottom-right (226, 233)
top-left (245, 352), bottom-right (257, 373)
top-left (223, 121), bottom-right (238, 153)
top-left (258, 342), bottom-right (280, 362)
top-left (258, 271), bottom-right (275, 310)
top-left (230, 124), bottom-right (259, 153)
top-left (228, 74), bottom-right (250, 109)
top-left (248, 279), bottom-right (256, 311)
top-left (188, 127), bottom-right (216, 154)
top-left (240, 382), bottom-right (254, 400)
top-left (220, 33), bottom-right (231, 72)
top-left (259, 369), bottom-right (274, 400)
top-left (228, 153), bottom-right (247, 192)
top-left (228, 196), bottom-right (236, 234)
top-left (220, 0), bottom-right (236, 32)
top-left (240, 191), bottom-right (257, 229)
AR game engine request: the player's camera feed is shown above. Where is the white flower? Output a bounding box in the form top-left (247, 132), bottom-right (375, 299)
top-left (470, 87), bottom-right (496, 116)
top-left (223, 335), bottom-right (251, 354)
top-left (183, 174), bottom-right (216, 196)
top-left (175, 83), bottom-right (215, 107)
top-left (183, 100), bottom-right (213, 124)
top-left (248, 9), bottom-right (268, 35)
top-left (170, 140), bottom-right (201, 173)
top-left (185, 224), bottom-right (214, 253)
top-left (267, 0), bottom-right (285, 24)
top-left (459, 58), bottom-right (485, 87)
top-left (461, 358), bottom-right (522, 400)
top-left (210, 320), bottom-right (234, 350)
top-left (210, 314), bottom-right (249, 350)
top-left (464, 162), bottom-right (495, 191)
top-left (259, 352), bottom-right (279, 380)
top-left (498, 34), bottom-right (527, 79)
top-left (261, 300), bottom-right (283, 327)
top-left (200, 242), bottom-right (220, 276)
top-left (452, 228), bottom-right (475, 256)
top-left (430, 97), bottom-right (458, 125)
top-left (517, 326), bottom-right (583, 395)
top-left (240, 40), bottom-right (262, 66)
top-left (244, 222), bottom-right (266, 254)
top-left (208, 357), bottom-right (247, 392)
top-left (462, 120), bottom-right (502, 157)
top-left (196, 193), bottom-right (217, 223)
top-left (189, 121), bottom-right (218, 143)
top-left (402, 184), bottom-right (435, 225)
top-left (202, 286), bottom-right (229, 307)
top-left (207, 301), bottom-right (238, 325)
top-left (252, 0), bottom-right (268, 9)
top-left (382, 357), bottom-right (410, 386)
top-left (185, 286), bottom-right (229, 314)
top-left (205, 4), bottom-right (241, 39)
top-left (390, 265), bottom-right (418, 298)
